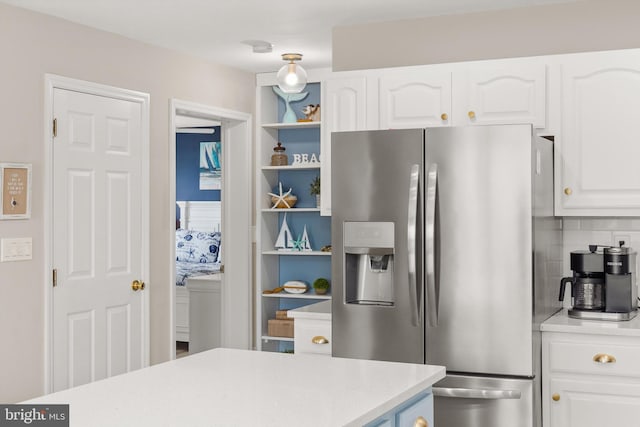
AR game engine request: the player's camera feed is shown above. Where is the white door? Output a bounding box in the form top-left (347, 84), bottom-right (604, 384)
top-left (378, 69), bottom-right (452, 129)
top-left (321, 76), bottom-right (370, 216)
top-left (558, 50), bottom-right (640, 215)
top-left (52, 87), bottom-right (147, 391)
top-left (452, 62), bottom-right (546, 127)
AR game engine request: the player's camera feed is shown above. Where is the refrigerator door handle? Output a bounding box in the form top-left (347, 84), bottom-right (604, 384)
top-left (433, 387), bottom-right (522, 400)
top-left (407, 164), bottom-right (420, 327)
top-left (426, 163), bottom-right (438, 327)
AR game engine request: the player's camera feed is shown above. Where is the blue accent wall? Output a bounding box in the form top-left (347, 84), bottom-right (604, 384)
top-left (176, 129), bottom-right (221, 201)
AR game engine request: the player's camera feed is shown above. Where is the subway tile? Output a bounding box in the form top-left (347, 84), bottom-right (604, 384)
top-left (562, 218), bottom-right (581, 230)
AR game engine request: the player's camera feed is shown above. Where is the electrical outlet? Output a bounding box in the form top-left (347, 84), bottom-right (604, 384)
top-left (1, 238), bottom-right (32, 262)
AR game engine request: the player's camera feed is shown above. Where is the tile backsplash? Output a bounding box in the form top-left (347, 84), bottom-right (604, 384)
top-left (561, 217), bottom-right (640, 307)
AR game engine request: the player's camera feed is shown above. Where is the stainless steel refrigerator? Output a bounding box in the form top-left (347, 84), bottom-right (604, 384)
top-left (331, 125), bottom-right (561, 427)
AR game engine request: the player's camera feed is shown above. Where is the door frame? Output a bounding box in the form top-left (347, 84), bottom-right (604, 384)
top-left (43, 74), bottom-right (151, 394)
top-left (169, 99), bottom-right (253, 358)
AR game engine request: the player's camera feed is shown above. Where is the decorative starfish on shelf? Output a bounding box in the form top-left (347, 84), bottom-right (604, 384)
top-left (291, 235), bottom-right (305, 251)
top-left (267, 182), bottom-right (294, 209)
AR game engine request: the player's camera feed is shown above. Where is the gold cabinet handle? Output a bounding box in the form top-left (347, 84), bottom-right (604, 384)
top-left (552, 393), bottom-right (560, 402)
top-left (440, 113), bottom-right (448, 121)
top-left (564, 187), bottom-right (572, 196)
top-left (414, 416), bottom-right (428, 427)
top-left (312, 336), bottom-right (329, 344)
top-left (131, 280), bottom-right (145, 291)
top-left (593, 353), bottom-right (616, 364)
top-left (468, 111), bottom-right (476, 119)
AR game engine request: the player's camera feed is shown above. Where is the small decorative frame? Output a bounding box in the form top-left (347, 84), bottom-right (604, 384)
top-left (0, 163), bottom-right (32, 219)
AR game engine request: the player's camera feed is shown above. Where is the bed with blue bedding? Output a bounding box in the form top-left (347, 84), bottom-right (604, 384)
top-left (175, 229), bottom-right (222, 286)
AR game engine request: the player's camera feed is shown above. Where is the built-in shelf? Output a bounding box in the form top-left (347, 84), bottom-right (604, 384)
top-left (261, 335), bottom-right (295, 342)
top-left (261, 208), bottom-right (320, 213)
top-left (261, 164), bottom-right (321, 171)
top-left (262, 121), bottom-right (321, 130)
top-left (262, 250), bottom-right (331, 256)
top-left (262, 293), bottom-right (331, 300)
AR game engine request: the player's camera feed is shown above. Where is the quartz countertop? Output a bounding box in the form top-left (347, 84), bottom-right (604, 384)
top-left (541, 309), bottom-right (640, 336)
top-left (26, 348), bottom-right (445, 427)
top-left (287, 300), bottom-right (331, 321)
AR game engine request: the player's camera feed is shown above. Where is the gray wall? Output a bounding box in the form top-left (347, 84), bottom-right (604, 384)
top-left (0, 2), bottom-right (254, 402)
top-left (332, 0), bottom-right (640, 71)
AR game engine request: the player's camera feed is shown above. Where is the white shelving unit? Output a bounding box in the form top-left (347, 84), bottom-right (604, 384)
top-left (255, 77), bottom-right (331, 352)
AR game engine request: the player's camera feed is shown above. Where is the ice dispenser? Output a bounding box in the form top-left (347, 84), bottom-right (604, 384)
top-left (344, 222), bottom-right (395, 306)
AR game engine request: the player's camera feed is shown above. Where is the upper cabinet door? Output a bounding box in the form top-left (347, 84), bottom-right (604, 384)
top-left (321, 76), bottom-right (370, 216)
top-left (558, 50), bottom-right (640, 216)
top-left (379, 69), bottom-right (452, 129)
top-left (453, 63), bottom-right (546, 128)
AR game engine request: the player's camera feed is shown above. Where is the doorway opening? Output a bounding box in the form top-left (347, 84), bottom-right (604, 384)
top-left (168, 99), bottom-right (252, 360)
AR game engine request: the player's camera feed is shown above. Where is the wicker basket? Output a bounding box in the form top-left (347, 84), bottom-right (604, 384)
top-left (271, 195), bottom-right (297, 209)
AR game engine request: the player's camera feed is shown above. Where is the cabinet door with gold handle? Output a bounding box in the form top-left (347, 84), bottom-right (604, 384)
top-left (414, 416), bottom-right (428, 427)
top-left (131, 280), bottom-right (145, 291)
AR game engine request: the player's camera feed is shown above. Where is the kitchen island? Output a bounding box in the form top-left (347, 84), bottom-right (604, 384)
top-left (27, 348), bottom-right (445, 426)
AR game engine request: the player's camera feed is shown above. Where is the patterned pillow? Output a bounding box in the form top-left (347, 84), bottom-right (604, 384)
top-left (176, 229), bottom-right (221, 263)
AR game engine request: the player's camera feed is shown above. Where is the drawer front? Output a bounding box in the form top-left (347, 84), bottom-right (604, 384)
top-left (548, 339), bottom-right (640, 378)
top-left (397, 393), bottom-right (433, 427)
top-left (294, 319), bottom-right (331, 356)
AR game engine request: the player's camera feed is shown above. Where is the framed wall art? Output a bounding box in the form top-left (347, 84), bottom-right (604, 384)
top-left (0, 163), bottom-right (32, 219)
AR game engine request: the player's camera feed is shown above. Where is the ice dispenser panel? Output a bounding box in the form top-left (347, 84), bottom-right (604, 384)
top-left (344, 222), bottom-right (395, 306)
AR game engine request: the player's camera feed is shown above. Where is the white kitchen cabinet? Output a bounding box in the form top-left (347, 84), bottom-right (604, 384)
top-left (288, 300), bottom-right (331, 356)
top-left (541, 310), bottom-right (640, 427)
top-left (556, 49), bottom-right (640, 216)
top-left (378, 68), bottom-right (452, 129)
top-left (321, 75), bottom-right (372, 216)
top-left (452, 62), bottom-right (546, 128)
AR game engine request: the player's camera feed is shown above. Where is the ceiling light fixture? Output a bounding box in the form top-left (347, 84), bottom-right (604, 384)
top-left (277, 53), bottom-right (307, 94)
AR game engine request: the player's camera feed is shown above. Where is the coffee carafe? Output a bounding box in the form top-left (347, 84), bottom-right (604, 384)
top-left (559, 242), bottom-right (638, 321)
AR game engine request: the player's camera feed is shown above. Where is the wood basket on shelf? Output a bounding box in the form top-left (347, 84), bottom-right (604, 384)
top-left (271, 195), bottom-right (297, 209)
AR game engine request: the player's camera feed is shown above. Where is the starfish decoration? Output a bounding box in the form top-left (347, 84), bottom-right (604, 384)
top-left (291, 234), bottom-right (305, 251)
top-left (267, 182), bottom-right (294, 209)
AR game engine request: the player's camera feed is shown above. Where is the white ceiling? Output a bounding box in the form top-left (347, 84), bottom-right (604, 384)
top-left (1, 0), bottom-right (580, 73)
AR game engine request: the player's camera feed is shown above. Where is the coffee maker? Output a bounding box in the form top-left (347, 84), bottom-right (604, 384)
top-left (559, 242), bottom-right (638, 321)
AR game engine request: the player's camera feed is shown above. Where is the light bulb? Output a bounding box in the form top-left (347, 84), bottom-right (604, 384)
top-left (276, 54), bottom-right (307, 93)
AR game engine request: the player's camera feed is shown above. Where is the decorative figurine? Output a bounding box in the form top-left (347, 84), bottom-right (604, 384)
top-left (302, 104), bottom-right (321, 122)
top-left (272, 86), bottom-right (308, 123)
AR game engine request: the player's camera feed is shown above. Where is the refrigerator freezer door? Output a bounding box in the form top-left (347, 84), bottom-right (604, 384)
top-left (425, 125), bottom-right (534, 376)
top-left (331, 129), bottom-right (425, 364)
top-left (433, 374), bottom-right (535, 427)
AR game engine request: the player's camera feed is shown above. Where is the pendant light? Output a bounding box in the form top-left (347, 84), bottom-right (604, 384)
top-left (276, 53), bottom-right (307, 94)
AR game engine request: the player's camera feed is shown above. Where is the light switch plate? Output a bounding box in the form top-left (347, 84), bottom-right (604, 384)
top-left (1, 237), bottom-right (33, 262)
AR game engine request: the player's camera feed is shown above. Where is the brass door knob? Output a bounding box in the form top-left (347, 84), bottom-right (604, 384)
top-left (441, 113), bottom-right (448, 121)
top-left (312, 336), bottom-right (329, 344)
top-left (593, 353), bottom-right (616, 364)
top-left (131, 280), bottom-right (145, 291)
top-left (414, 416), bottom-right (428, 427)
top-left (564, 187), bottom-right (572, 196)
top-left (468, 111), bottom-right (476, 119)
top-left (552, 393), bottom-right (560, 402)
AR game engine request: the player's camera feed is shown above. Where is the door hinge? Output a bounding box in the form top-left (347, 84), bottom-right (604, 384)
top-left (52, 268), bottom-right (57, 287)
top-left (52, 118), bottom-right (57, 138)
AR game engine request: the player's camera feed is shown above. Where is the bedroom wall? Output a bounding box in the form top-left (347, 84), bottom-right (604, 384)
top-left (332, 0), bottom-right (640, 71)
top-left (176, 129), bottom-right (222, 202)
top-left (0, 2), bottom-right (254, 403)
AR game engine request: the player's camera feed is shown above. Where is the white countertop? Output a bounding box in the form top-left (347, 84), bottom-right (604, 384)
top-left (287, 300), bottom-right (331, 321)
top-left (541, 309), bottom-right (640, 336)
top-left (26, 348), bottom-right (445, 427)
